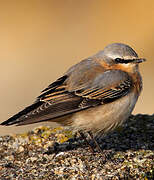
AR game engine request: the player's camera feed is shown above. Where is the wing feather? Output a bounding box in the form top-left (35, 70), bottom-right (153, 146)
top-left (74, 70), bottom-right (132, 102)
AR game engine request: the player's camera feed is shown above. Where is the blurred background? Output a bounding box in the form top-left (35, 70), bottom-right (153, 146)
top-left (0, 0), bottom-right (153, 135)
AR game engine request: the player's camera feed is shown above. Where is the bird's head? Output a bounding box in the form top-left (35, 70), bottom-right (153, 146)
top-left (95, 43), bottom-right (146, 73)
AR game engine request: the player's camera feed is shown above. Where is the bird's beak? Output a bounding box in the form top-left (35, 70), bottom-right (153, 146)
top-left (132, 58), bottom-right (146, 63)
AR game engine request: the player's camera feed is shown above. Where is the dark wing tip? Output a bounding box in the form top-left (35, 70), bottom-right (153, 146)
top-left (1, 101), bottom-right (43, 126)
top-left (1, 112), bottom-right (26, 126)
top-left (0, 121), bottom-right (9, 126)
top-left (1, 117), bottom-right (26, 126)
top-left (1, 119), bottom-right (28, 127)
top-left (1, 118), bottom-right (18, 126)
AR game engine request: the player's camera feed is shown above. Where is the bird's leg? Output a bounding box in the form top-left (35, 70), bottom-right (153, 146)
top-left (78, 131), bottom-right (95, 153)
top-left (88, 131), bottom-right (103, 154)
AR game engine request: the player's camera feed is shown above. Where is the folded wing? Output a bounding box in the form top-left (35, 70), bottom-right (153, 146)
top-left (1, 59), bottom-right (132, 126)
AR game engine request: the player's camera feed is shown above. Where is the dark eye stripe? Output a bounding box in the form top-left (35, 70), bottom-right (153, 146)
top-left (115, 58), bottom-right (134, 64)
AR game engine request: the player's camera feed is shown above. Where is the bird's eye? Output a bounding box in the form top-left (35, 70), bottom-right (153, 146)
top-left (115, 58), bottom-right (124, 63)
top-left (115, 58), bottom-right (135, 64)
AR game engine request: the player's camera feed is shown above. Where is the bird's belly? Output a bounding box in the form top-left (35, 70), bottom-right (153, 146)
top-left (71, 92), bottom-right (138, 133)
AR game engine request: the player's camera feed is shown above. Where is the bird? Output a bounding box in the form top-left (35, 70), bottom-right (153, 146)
top-left (1, 43), bottom-right (146, 152)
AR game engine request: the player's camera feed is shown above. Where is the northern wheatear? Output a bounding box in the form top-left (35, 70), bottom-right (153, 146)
top-left (1, 43), bottom-right (146, 152)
